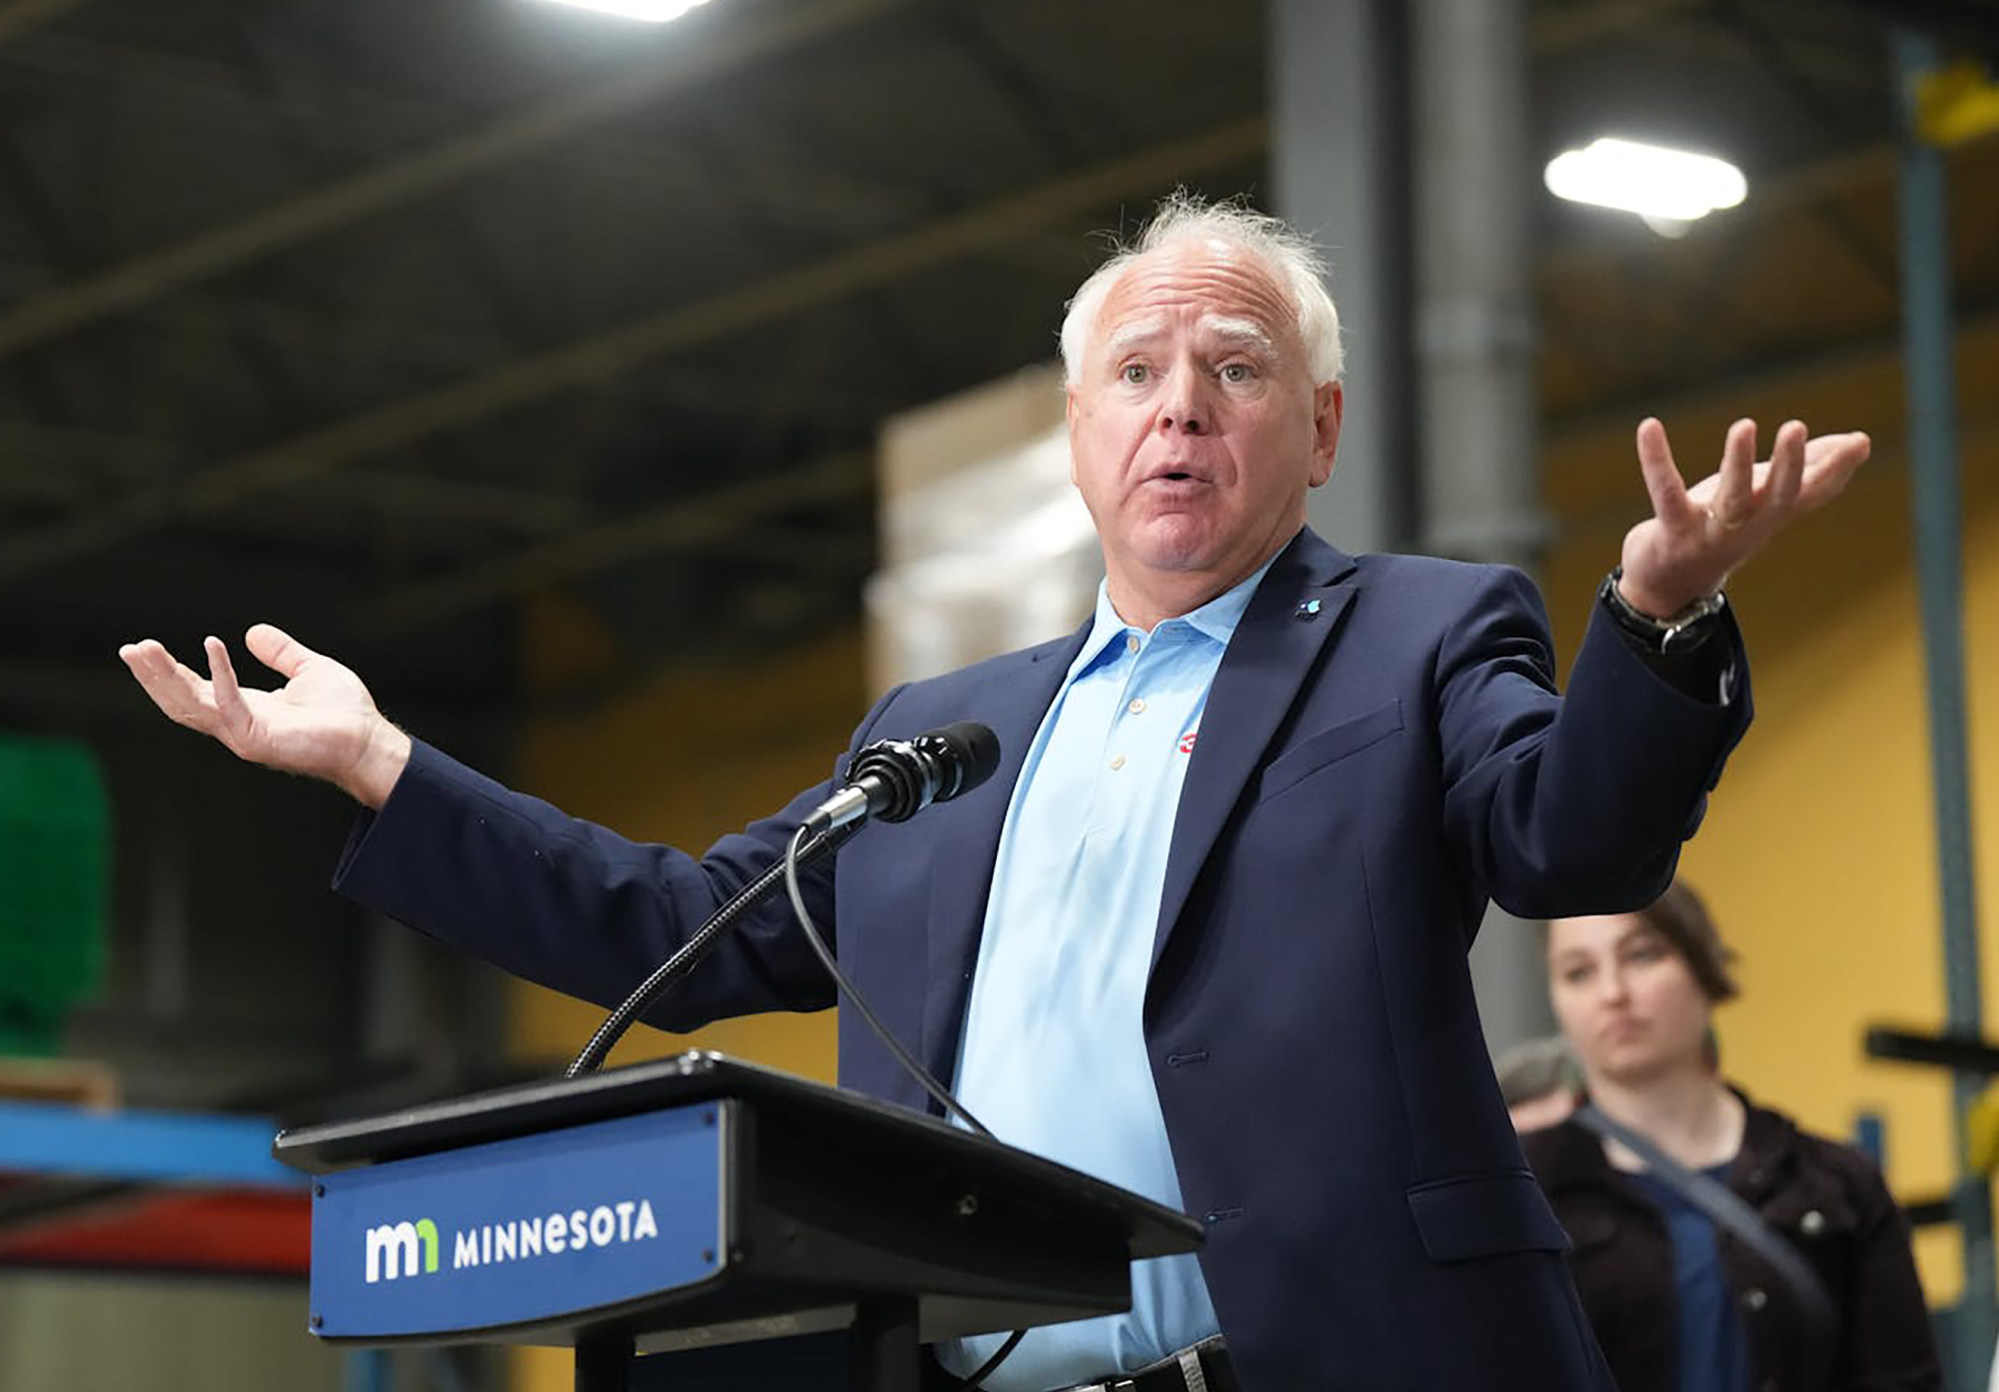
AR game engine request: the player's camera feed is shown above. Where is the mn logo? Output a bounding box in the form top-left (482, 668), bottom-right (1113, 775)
top-left (364, 1218), bottom-right (439, 1283)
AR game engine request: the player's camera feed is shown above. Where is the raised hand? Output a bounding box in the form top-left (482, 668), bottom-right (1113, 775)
top-left (1618, 417), bottom-right (1870, 618)
top-left (118, 624), bottom-right (411, 807)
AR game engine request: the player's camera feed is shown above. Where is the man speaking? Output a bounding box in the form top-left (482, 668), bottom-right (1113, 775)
top-left (122, 193), bottom-right (1868, 1391)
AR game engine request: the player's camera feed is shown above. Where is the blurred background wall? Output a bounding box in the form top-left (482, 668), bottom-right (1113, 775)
top-left (0, 0), bottom-right (1996, 1388)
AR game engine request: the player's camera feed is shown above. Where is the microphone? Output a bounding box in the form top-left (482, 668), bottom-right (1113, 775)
top-left (801, 721), bottom-right (1000, 835)
top-left (570, 720), bottom-right (1000, 1079)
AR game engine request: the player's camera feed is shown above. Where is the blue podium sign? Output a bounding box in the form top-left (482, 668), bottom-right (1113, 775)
top-left (309, 1103), bottom-right (725, 1339)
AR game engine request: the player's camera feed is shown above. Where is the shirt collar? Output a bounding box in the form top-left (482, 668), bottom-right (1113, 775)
top-left (1068, 548), bottom-right (1284, 680)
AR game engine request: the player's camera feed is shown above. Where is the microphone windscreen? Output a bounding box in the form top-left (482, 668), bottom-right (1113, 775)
top-left (932, 720), bottom-right (1000, 797)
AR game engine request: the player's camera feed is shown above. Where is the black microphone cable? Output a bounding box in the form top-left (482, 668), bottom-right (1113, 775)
top-left (565, 819), bottom-right (859, 1079)
top-left (781, 822), bottom-right (993, 1138)
top-left (781, 822), bottom-right (1027, 1391)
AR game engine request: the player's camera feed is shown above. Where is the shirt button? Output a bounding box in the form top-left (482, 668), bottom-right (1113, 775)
top-left (1128, 698), bottom-right (1147, 715)
top-left (1742, 1287), bottom-right (1768, 1312)
top-left (1109, 754), bottom-right (1126, 771)
top-left (1799, 1209), bottom-right (1826, 1236)
top-left (1125, 635), bottom-right (1140, 653)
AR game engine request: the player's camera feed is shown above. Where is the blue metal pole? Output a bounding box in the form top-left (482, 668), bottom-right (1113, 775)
top-left (1894, 28), bottom-right (1993, 1391)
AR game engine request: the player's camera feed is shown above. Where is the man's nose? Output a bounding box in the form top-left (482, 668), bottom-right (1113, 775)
top-left (1156, 365), bottom-right (1209, 435)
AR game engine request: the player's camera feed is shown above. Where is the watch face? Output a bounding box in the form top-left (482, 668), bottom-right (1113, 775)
top-left (1660, 624), bottom-right (1704, 654)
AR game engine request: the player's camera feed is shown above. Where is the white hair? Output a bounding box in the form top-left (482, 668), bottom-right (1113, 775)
top-left (1058, 191), bottom-right (1344, 388)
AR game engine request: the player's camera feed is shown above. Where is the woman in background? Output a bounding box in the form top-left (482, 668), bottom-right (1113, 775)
top-left (1522, 879), bottom-right (1939, 1392)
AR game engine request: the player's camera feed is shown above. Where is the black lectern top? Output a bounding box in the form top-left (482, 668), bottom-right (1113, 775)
top-left (274, 1050), bottom-right (1201, 1262)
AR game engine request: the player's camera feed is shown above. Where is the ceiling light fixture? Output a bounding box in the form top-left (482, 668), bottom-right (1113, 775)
top-left (1544, 136), bottom-right (1747, 231)
top-left (533, 0), bottom-right (715, 21)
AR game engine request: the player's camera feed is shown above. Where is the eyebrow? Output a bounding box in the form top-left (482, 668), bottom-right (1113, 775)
top-left (1549, 924), bottom-right (1659, 968)
top-left (1203, 316), bottom-right (1275, 353)
top-left (1103, 315), bottom-right (1276, 359)
top-left (1104, 317), bottom-right (1169, 358)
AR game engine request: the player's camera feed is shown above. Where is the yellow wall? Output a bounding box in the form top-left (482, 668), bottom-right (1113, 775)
top-left (1541, 323), bottom-right (1999, 1301)
top-left (504, 612), bottom-right (865, 1392)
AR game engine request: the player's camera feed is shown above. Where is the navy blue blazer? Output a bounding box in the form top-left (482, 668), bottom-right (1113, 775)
top-left (336, 528), bottom-right (1751, 1389)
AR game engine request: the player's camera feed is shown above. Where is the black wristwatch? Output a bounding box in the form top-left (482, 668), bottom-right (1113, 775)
top-left (1598, 567), bottom-right (1727, 655)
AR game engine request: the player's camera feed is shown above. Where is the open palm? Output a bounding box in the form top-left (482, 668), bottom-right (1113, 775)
top-left (119, 624), bottom-right (398, 796)
top-left (1617, 417), bottom-right (1870, 617)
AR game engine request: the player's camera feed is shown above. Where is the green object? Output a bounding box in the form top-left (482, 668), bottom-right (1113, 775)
top-left (0, 736), bottom-right (110, 1056)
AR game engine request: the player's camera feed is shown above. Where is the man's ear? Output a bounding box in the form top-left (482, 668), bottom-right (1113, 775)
top-left (1066, 385), bottom-right (1081, 485)
top-left (1309, 381), bottom-right (1344, 487)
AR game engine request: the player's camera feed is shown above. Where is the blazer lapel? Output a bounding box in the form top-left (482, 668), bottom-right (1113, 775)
top-left (1149, 531), bottom-right (1360, 976)
top-left (917, 626), bottom-right (1088, 1087)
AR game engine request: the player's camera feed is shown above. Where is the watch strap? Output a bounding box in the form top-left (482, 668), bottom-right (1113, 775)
top-left (1599, 567), bottom-right (1727, 654)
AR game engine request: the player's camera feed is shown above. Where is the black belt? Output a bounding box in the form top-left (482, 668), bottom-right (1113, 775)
top-left (1050, 1336), bottom-right (1238, 1392)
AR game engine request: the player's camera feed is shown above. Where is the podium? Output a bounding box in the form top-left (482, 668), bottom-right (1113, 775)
top-left (274, 1051), bottom-right (1203, 1390)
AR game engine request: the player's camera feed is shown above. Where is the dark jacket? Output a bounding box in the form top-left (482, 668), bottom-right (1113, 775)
top-left (337, 531), bottom-right (1753, 1389)
top-left (1522, 1094), bottom-right (1941, 1392)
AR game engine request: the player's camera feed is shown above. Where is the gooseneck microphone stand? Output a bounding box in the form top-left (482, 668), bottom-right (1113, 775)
top-left (565, 820), bottom-right (861, 1079)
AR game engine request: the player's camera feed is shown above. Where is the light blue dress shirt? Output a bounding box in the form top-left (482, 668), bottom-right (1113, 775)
top-left (935, 557), bottom-right (1278, 1391)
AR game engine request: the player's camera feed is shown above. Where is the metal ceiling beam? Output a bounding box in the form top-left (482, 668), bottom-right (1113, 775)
top-left (351, 448), bottom-right (876, 638)
top-left (0, 115), bottom-right (1267, 591)
top-left (0, 0), bottom-right (922, 360)
top-left (1531, 0), bottom-right (1712, 52)
top-left (0, 417), bottom-right (169, 481)
top-left (0, 414), bottom-right (587, 530)
top-left (710, 522), bottom-right (875, 579)
top-left (1620, 10), bottom-right (1884, 89)
top-left (0, 0), bottom-right (90, 50)
top-left (20, 282), bottom-right (897, 421)
top-left (5, 33), bottom-right (935, 233)
top-left (304, 471), bottom-right (586, 535)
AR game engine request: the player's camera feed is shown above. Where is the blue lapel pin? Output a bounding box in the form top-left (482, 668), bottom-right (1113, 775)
top-left (1296, 598), bottom-right (1322, 619)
